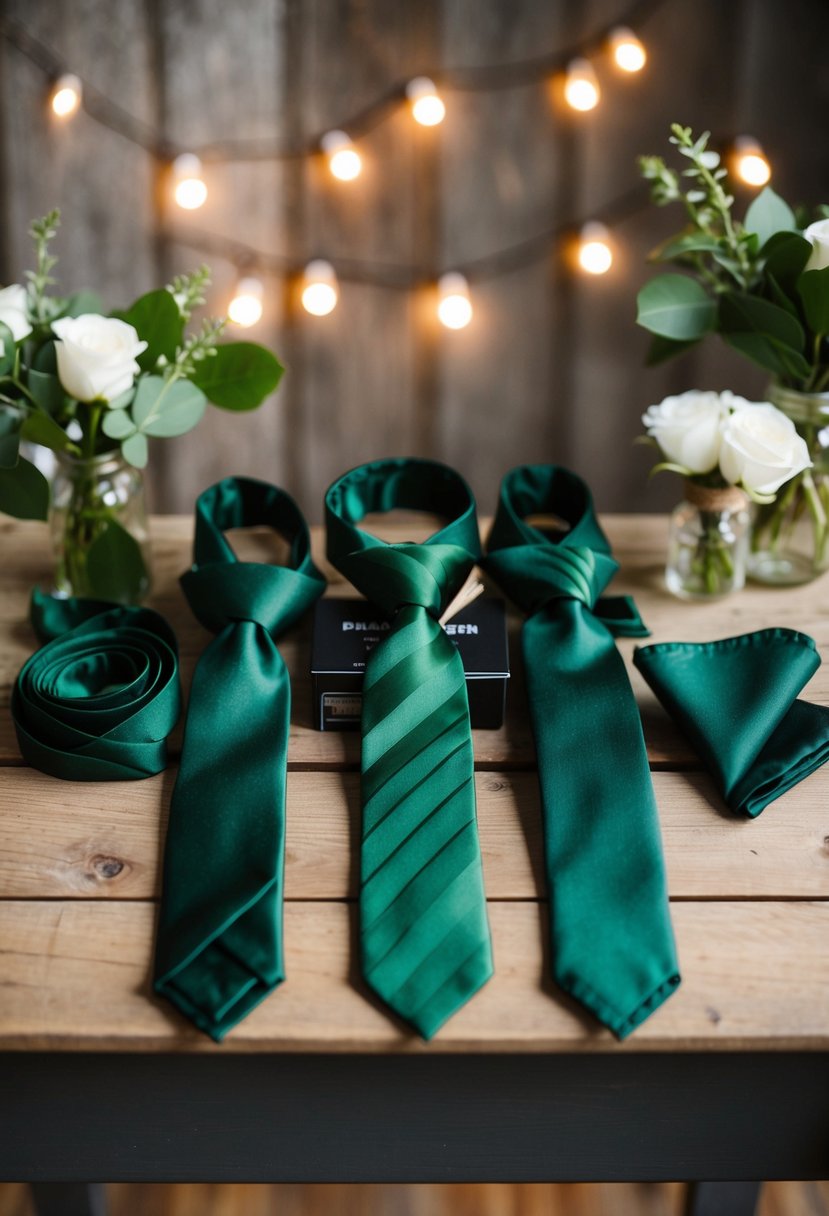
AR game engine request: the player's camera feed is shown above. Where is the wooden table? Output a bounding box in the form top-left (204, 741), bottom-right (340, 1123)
top-left (1, 514), bottom-right (828, 1216)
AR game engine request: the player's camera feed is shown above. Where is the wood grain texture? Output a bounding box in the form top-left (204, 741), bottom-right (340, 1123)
top-left (2, 767), bottom-right (827, 902)
top-left (1, 899), bottom-right (828, 1052)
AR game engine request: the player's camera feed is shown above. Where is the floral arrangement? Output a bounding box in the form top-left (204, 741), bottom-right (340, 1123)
top-left (0, 210), bottom-right (282, 600)
top-left (636, 125), bottom-right (829, 583)
top-left (642, 390), bottom-right (811, 596)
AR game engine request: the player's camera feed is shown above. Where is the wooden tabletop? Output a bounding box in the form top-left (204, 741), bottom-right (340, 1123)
top-left (1, 513), bottom-right (828, 1053)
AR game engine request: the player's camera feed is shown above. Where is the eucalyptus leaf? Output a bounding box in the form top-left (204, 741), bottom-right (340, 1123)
top-left (797, 267), bottom-right (829, 335)
top-left (64, 291), bottom-right (105, 318)
top-left (0, 321), bottom-right (15, 376)
top-left (722, 331), bottom-right (811, 381)
top-left (115, 289), bottom-right (183, 372)
top-left (122, 431), bottom-right (149, 468)
top-left (85, 520), bottom-right (148, 603)
top-left (635, 274), bottom-right (716, 340)
top-left (645, 334), bottom-right (699, 366)
top-left (0, 456), bottom-right (49, 519)
top-left (27, 369), bottom-right (65, 415)
top-left (191, 342), bottom-right (284, 410)
top-left (0, 406), bottom-right (23, 468)
top-left (107, 387), bottom-right (135, 413)
top-left (20, 409), bottom-right (79, 454)
top-left (744, 187), bottom-right (797, 247)
top-left (102, 409), bottom-right (136, 440)
top-left (129, 375), bottom-right (207, 438)
top-left (719, 292), bottom-right (805, 351)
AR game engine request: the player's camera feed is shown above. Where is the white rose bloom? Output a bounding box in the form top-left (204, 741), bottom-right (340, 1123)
top-left (52, 314), bottom-right (147, 403)
top-left (719, 402), bottom-right (812, 494)
top-left (803, 218), bottom-right (829, 272)
top-left (0, 284), bottom-right (32, 342)
top-left (642, 390), bottom-right (728, 473)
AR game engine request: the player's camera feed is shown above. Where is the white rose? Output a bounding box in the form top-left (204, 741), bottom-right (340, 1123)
top-left (803, 218), bottom-right (829, 272)
top-left (642, 390), bottom-right (728, 473)
top-left (719, 402), bottom-right (812, 494)
top-left (0, 284), bottom-right (32, 343)
top-left (52, 314), bottom-right (147, 403)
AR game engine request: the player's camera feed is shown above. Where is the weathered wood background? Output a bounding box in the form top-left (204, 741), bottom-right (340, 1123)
top-left (1, 0), bottom-right (828, 520)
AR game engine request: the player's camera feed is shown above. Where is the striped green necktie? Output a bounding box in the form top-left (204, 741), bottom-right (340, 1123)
top-left (484, 465), bottom-right (680, 1038)
top-left (325, 458), bottom-right (494, 1039)
top-left (154, 477), bottom-right (325, 1040)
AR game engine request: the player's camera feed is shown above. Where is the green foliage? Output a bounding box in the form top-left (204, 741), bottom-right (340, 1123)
top-left (636, 274), bottom-right (716, 340)
top-left (85, 520), bottom-right (149, 602)
top-left (63, 291), bottom-right (105, 318)
top-left (798, 268), bottom-right (829, 336)
top-left (116, 289), bottom-right (184, 371)
top-left (191, 342), bottom-right (284, 410)
top-left (0, 456), bottom-right (49, 519)
top-left (0, 321), bottom-right (15, 376)
top-left (0, 407), bottom-right (23, 468)
top-left (103, 375), bottom-right (207, 466)
top-left (744, 188), bottom-right (796, 247)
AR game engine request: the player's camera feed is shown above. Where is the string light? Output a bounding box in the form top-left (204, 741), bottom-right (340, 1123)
top-left (564, 59), bottom-right (600, 112)
top-left (437, 273), bottom-right (473, 329)
top-left (320, 129), bottom-right (362, 181)
top-left (609, 27), bottom-right (647, 72)
top-left (407, 77), bottom-right (446, 126)
top-left (228, 275), bottom-right (264, 327)
top-left (301, 260), bottom-right (338, 316)
top-left (50, 72), bottom-right (81, 118)
top-left (172, 153), bottom-right (208, 210)
top-left (733, 135), bottom-right (771, 187)
top-left (577, 222), bottom-right (613, 275)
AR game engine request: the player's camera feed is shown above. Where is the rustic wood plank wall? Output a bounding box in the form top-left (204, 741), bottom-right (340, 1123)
top-left (1, 0), bottom-right (828, 520)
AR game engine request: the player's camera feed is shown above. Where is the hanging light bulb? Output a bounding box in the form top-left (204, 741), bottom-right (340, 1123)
top-left (407, 77), bottom-right (446, 126)
top-left (437, 273), bottom-right (472, 329)
top-left (228, 276), bottom-right (264, 328)
top-left (172, 153), bottom-right (208, 210)
top-left (733, 135), bottom-right (771, 187)
top-left (301, 260), bottom-right (338, 316)
top-left (321, 129), bottom-right (362, 181)
top-left (577, 222), bottom-right (613, 275)
top-left (50, 73), bottom-right (82, 118)
top-left (609, 27), bottom-right (647, 72)
top-left (564, 59), bottom-right (600, 111)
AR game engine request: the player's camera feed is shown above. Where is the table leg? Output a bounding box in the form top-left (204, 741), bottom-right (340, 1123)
top-left (685, 1181), bottom-right (762, 1216)
top-left (29, 1183), bottom-right (107, 1216)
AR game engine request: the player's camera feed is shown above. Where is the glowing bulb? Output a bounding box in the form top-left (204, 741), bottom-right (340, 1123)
top-left (301, 260), bottom-right (338, 317)
top-left (172, 153), bottom-right (207, 210)
top-left (407, 77), bottom-right (445, 126)
top-left (50, 73), bottom-right (82, 118)
top-left (320, 130), bottom-right (362, 181)
top-left (577, 223), bottom-right (613, 275)
top-left (564, 58), bottom-right (600, 111)
top-left (733, 136), bottom-right (771, 187)
top-left (609, 27), bottom-right (646, 72)
top-left (437, 273), bottom-right (472, 330)
top-left (228, 276), bottom-right (264, 328)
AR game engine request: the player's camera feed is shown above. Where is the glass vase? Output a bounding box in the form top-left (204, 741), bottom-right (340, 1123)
top-left (49, 449), bottom-right (152, 604)
top-left (748, 385), bottom-right (829, 586)
top-left (665, 481), bottom-right (750, 601)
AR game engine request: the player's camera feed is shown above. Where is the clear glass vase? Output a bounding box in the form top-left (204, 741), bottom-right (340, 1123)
top-left (665, 482), bottom-right (750, 601)
top-left (748, 385), bottom-right (829, 586)
top-left (49, 449), bottom-right (152, 604)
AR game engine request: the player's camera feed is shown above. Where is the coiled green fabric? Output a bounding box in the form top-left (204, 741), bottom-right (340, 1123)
top-left (484, 465), bottom-right (680, 1039)
top-left (13, 588), bottom-right (180, 781)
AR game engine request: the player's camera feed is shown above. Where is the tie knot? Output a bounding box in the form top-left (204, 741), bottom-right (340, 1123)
top-left (338, 541), bottom-right (471, 619)
top-left (485, 542), bottom-right (616, 615)
top-left (180, 562), bottom-right (323, 639)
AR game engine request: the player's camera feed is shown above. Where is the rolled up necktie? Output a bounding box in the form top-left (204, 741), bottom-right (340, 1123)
top-left (326, 458), bottom-right (494, 1039)
top-left (154, 477), bottom-right (325, 1041)
top-left (484, 465), bottom-right (679, 1038)
top-left (12, 588), bottom-right (180, 781)
top-left (634, 629), bottom-right (829, 817)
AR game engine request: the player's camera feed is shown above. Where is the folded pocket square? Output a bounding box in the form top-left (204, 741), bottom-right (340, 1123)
top-left (634, 628), bottom-right (829, 817)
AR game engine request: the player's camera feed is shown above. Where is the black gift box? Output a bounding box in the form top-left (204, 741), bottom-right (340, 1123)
top-left (310, 596), bottom-right (510, 731)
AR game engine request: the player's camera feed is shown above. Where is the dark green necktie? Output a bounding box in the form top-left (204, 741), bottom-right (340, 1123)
top-left (635, 629), bottom-right (829, 817)
top-left (325, 458), bottom-right (494, 1039)
top-left (154, 476), bottom-right (325, 1041)
top-left (484, 465), bottom-right (679, 1039)
top-left (13, 588), bottom-right (180, 780)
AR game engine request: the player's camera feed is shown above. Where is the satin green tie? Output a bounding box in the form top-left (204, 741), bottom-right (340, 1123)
top-left (325, 458), bottom-right (494, 1039)
top-left (154, 476), bottom-right (325, 1041)
top-left (635, 629), bottom-right (829, 817)
top-left (13, 588), bottom-right (180, 780)
top-left (484, 465), bottom-right (680, 1038)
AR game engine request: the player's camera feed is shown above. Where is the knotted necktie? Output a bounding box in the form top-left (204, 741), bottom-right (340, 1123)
top-left (325, 458), bottom-right (494, 1038)
top-left (13, 588), bottom-right (180, 780)
top-left (634, 629), bottom-right (829, 817)
top-left (154, 476), bottom-right (325, 1041)
top-left (484, 465), bottom-right (679, 1038)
